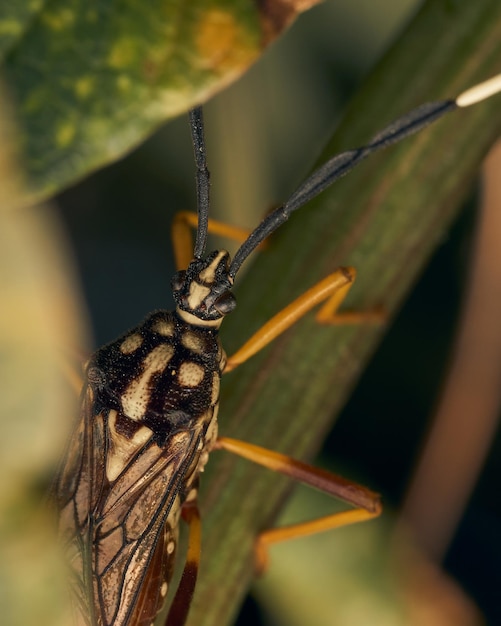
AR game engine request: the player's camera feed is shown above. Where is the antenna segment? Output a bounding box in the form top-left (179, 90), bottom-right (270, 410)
top-left (225, 72), bottom-right (501, 279)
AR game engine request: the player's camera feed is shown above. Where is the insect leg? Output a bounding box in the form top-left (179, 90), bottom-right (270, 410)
top-left (171, 210), bottom-right (253, 271)
top-left (224, 267), bottom-right (382, 372)
top-left (164, 501), bottom-right (201, 626)
top-left (214, 437), bottom-right (381, 573)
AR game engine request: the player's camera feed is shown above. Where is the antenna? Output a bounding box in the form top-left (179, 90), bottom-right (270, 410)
top-left (189, 107), bottom-right (210, 259)
top-left (225, 72), bottom-right (501, 279)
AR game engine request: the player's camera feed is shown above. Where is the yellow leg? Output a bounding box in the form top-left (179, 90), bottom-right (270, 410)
top-left (171, 210), bottom-right (253, 271)
top-left (214, 437), bottom-right (381, 573)
top-left (225, 267), bottom-right (383, 372)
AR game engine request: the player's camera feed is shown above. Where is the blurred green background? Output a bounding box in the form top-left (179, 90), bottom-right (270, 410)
top-left (48, 1), bottom-right (501, 624)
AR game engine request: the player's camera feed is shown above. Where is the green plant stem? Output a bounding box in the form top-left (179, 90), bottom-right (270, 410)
top-left (184, 2), bottom-right (501, 625)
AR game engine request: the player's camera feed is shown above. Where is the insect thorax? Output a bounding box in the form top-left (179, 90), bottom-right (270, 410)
top-left (88, 310), bottom-right (225, 453)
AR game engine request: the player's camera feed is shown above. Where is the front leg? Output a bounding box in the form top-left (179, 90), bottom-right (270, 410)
top-left (225, 268), bottom-right (383, 373)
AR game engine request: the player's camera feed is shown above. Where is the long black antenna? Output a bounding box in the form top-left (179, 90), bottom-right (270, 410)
top-left (227, 73), bottom-right (501, 279)
top-left (189, 107), bottom-right (210, 259)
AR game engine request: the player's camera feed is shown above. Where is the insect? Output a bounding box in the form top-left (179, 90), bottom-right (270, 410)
top-left (54, 73), bottom-right (501, 626)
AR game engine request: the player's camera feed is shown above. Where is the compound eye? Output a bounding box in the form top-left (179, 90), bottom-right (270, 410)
top-left (171, 270), bottom-right (186, 292)
top-left (213, 292), bottom-right (236, 315)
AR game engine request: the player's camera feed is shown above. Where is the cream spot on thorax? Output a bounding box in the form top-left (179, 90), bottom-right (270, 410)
top-left (119, 333), bottom-right (143, 354)
top-left (181, 330), bottom-right (205, 354)
top-left (152, 319), bottom-right (174, 336)
top-left (178, 361), bottom-right (205, 388)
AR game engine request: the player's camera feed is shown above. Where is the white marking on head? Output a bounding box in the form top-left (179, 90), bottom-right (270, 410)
top-left (187, 282), bottom-right (210, 310)
top-left (199, 250), bottom-right (227, 283)
top-left (160, 582), bottom-right (168, 597)
top-left (120, 333), bottom-right (143, 354)
top-left (178, 361), bottom-right (205, 388)
top-left (167, 540), bottom-right (175, 555)
top-left (121, 344), bottom-right (174, 420)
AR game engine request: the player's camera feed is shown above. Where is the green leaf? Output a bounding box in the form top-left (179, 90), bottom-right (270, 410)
top-left (0, 82), bottom-right (89, 626)
top-left (1, 0), bottom-right (319, 198)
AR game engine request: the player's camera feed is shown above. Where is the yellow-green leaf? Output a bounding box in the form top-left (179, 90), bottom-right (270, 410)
top-left (2, 0), bottom-right (320, 198)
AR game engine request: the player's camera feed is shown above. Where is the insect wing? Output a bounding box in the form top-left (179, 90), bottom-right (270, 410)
top-left (55, 383), bottom-right (201, 626)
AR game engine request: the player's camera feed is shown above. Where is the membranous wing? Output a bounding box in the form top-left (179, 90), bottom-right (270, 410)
top-left (56, 380), bottom-right (207, 626)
